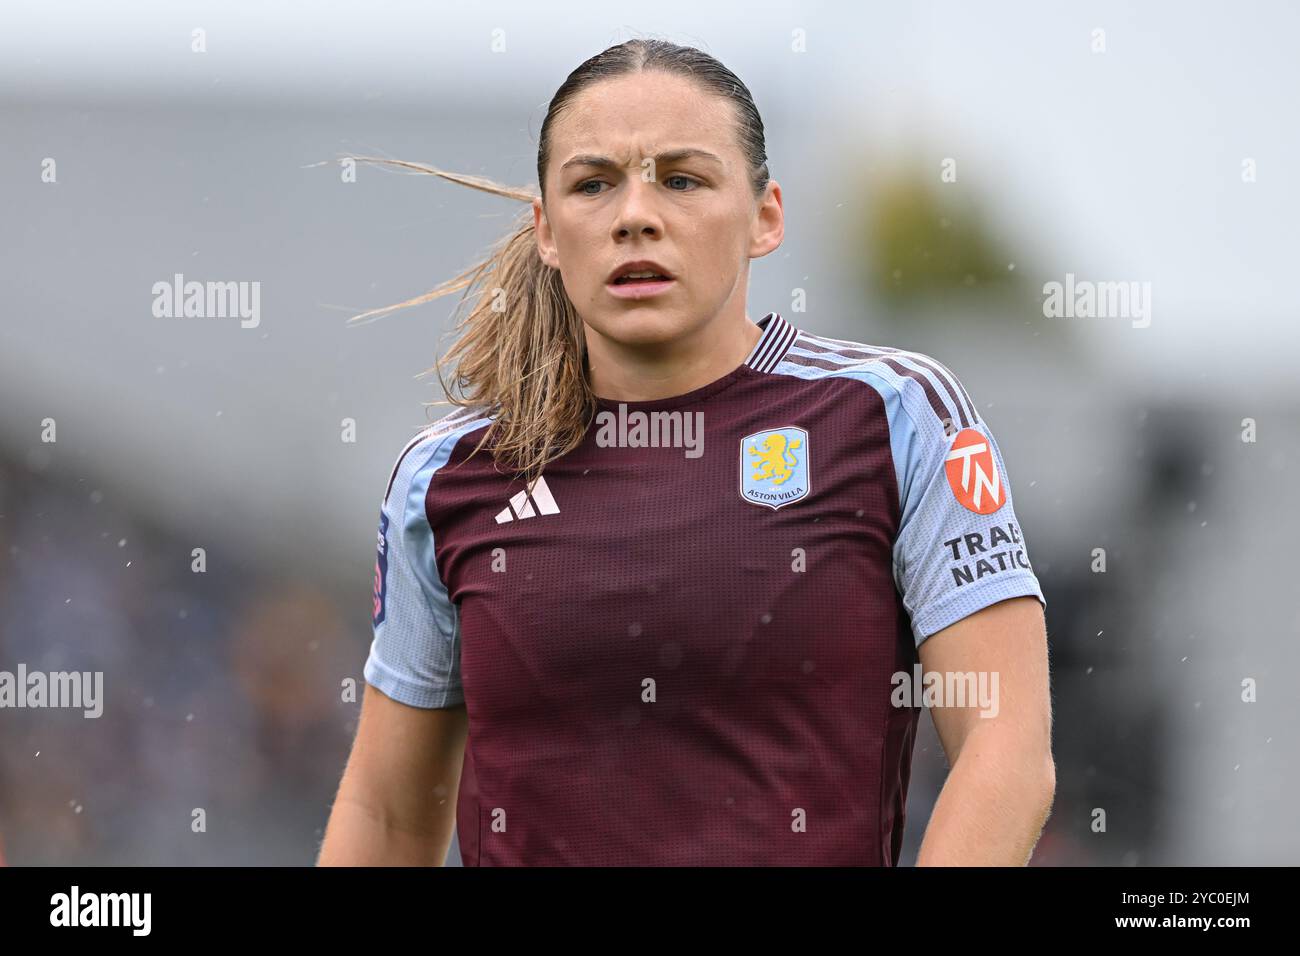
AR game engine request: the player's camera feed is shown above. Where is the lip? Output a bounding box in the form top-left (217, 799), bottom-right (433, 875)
top-left (605, 277), bottom-right (676, 300)
top-left (605, 259), bottom-right (677, 300)
top-left (606, 259), bottom-right (675, 284)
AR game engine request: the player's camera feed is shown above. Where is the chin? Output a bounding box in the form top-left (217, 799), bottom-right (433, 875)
top-left (590, 308), bottom-right (693, 347)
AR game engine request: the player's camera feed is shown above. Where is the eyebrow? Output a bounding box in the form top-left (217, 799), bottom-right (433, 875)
top-left (559, 148), bottom-right (725, 172)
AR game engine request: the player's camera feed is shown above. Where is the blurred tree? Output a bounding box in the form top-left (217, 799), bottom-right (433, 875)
top-left (856, 154), bottom-right (1027, 312)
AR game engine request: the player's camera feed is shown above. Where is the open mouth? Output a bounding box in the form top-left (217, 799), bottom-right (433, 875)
top-left (611, 273), bottom-right (672, 285)
top-left (605, 264), bottom-right (676, 299)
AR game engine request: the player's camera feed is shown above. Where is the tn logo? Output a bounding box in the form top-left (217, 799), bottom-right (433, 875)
top-left (944, 427), bottom-right (1006, 514)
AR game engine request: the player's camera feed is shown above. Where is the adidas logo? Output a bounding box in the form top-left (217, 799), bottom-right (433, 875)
top-left (495, 476), bottom-right (561, 523)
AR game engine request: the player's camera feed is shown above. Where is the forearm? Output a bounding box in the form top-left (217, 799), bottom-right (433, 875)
top-left (915, 728), bottom-right (1055, 866)
top-left (317, 792), bottom-right (456, 866)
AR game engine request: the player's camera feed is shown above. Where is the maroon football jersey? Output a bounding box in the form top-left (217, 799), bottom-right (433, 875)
top-left (365, 311), bottom-right (1045, 865)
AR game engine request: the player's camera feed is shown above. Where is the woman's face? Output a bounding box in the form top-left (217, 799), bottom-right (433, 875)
top-left (534, 71), bottom-right (782, 349)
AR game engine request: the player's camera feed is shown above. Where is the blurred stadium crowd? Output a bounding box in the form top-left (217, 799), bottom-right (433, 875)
top-left (0, 450), bottom-right (364, 864)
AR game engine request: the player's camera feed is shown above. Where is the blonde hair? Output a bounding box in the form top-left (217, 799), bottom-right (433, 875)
top-left (346, 39), bottom-right (771, 486)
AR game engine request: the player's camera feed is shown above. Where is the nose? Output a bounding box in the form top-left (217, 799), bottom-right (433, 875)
top-left (610, 178), bottom-right (662, 240)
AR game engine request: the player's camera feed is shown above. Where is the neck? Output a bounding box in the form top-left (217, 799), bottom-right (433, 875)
top-left (586, 311), bottom-right (763, 403)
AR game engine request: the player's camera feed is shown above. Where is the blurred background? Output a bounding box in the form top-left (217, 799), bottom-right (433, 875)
top-left (1, 0), bottom-right (1297, 865)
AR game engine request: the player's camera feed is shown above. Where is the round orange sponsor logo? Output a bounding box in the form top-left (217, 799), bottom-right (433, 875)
top-left (944, 427), bottom-right (1006, 514)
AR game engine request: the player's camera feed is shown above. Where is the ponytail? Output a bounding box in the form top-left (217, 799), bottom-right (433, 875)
top-left (344, 157), bottom-right (591, 486)
top-left (342, 39), bottom-right (770, 485)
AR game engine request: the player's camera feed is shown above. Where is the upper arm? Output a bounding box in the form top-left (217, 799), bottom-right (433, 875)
top-left (881, 358), bottom-right (1051, 766)
top-left (886, 362), bottom-right (1046, 644)
top-left (339, 681), bottom-right (469, 827)
top-left (329, 431), bottom-right (473, 850)
top-left (917, 595), bottom-right (1052, 770)
top-left (357, 430), bottom-right (474, 799)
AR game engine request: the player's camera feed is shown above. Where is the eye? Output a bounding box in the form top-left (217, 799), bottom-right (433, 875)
top-left (574, 174), bottom-right (701, 196)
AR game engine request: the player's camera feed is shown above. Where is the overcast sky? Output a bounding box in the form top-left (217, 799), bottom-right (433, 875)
top-left (4, 0), bottom-right (1297, 378)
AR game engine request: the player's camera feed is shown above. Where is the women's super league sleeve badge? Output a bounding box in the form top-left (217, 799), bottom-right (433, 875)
top-left (373, 509), bottom-right (390, 626)
top-left (740, 426), bottom-right (810, 510)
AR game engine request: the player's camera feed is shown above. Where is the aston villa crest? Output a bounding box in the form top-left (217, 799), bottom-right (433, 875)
top-left (740, 426), bottom-right (810, 510)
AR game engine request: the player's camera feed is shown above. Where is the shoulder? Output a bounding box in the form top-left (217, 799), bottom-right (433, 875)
top-left (775, 326), bottom-right (982, 439)
top-left (381, 404), bottom-right (498, 508)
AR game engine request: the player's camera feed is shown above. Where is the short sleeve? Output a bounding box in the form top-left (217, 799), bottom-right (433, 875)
top-left (890, 371), bottom-right (1046, 646)
top-left (363, 431), bottom-right (465, 709)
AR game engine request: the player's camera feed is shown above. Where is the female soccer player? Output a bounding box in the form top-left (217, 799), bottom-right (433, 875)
top-left (318, 39), bottom-right (1053, 867)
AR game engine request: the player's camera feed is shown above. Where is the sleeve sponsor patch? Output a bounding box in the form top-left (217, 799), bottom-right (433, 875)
top-left (944, 427), bottom-right (1006, 514)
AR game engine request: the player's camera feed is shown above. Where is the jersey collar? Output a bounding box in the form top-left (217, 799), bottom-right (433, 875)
top-left (743, 312), bottom-right (799, 373)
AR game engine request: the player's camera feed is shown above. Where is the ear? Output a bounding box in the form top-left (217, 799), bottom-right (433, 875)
top-left (748, 180), bottom-right (784, 260)
top-left (533, 198), bottom-right (559, 269)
